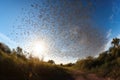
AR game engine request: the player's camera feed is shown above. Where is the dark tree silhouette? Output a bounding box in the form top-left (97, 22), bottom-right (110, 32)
top-left (111, 38), bottom-right (120, 48)
top-left (48, 60), bottom-right (55, 64)
top-left (0, 42), bottom-right (11, 53)
top-left (16, 46), bottom-right (23, 55)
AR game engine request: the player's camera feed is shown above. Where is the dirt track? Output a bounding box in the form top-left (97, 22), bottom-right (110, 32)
top-left (72, 70), bottom-right (110, 80)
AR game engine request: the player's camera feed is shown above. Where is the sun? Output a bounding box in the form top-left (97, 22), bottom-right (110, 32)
top-left (33, 41), bottom-right (46, 54)
top-left (30, 40), bottom-right (48, 57)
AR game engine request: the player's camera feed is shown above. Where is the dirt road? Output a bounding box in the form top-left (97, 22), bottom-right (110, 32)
top-left (72, 70), bottom-right (109, 80)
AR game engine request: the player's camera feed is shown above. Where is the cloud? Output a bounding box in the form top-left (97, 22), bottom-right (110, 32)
top-left (105, 38), bottom-right (112, 50)
top-left (0, 32), bottom-right (16, 48)
top-left (117, 34), bottom-right (120, 38)
top-left (105, 32), bottom-right (120, 51)
top-left (106, 29), bottom-right (112, 38)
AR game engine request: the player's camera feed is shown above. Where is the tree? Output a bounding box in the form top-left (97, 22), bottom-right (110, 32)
top-left (16, 46), bottom-right (23, 55)
top-left (0, 42), bottom-right (11, 53)
top-left (111, 38), bottom-right (120, 48)
top-left (65, 63), bottom-right (74, 67)
top-left (16, 47), bottom-right (27, 60)
top-left (48, 60), bottom-right (55, 64)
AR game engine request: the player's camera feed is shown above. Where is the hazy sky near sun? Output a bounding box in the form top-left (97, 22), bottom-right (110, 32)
top-left (0, 0), bottom-right (120, 63)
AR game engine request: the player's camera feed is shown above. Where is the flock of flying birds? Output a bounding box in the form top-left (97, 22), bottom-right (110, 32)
top-left (9, 0), bottom-right (110, 59)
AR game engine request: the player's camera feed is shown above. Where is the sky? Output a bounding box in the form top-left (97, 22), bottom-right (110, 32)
top-left (0, 0), bottom-right (120, 64)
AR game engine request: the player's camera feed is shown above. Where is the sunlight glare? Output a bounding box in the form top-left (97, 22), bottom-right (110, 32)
top-left (31, 40), bottom-right (48, 58)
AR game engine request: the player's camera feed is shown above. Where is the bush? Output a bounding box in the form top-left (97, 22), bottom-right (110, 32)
top-left (0, 50), bottom-right (74, 80)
